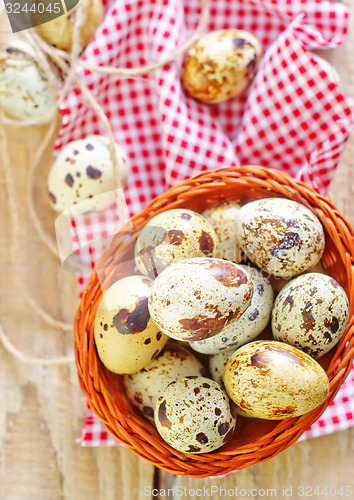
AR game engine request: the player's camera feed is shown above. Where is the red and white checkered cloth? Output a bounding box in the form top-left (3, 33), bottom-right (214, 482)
top-left (56, 0), bottom-right (354, 446)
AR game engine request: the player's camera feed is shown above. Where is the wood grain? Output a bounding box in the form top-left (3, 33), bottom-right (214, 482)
top-left (0, 6), bottom-right (354, 500)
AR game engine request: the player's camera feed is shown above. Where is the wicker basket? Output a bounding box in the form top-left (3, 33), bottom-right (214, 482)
top-left (74, 165), bottom-right (354, 477)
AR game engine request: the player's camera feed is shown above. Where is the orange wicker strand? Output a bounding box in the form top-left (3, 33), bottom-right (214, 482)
top-left (74, 165), bottom-right (354, 477)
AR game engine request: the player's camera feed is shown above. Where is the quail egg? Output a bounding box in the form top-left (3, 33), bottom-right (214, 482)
top-left (0, 40), bottom-right (57, 122)
top-left (134, 208), bottom-right (218, 278)
top-left (201, 202), bottom-right (243, 263)
top-left (235, 198), bottom-right (325, 278)
top-left (148, 257), bottom-right (253, 341)
top-left (94, 275), bottom-right (168, 374)
top-left (34, 0), bottom-right (104, 52)
top-left (155, 376), bottom-right (236, 453)
top-left (224, 340), bottom-right (330, 419)
top-left (189, 265), bottom-right (274, 354)
top-left (123, 342), bottom-right (207, 420)
top-left (271, 273), bottom-right (349, 357)
top-left (47, 135), bottom-right (130, 213)
top-left (181, 29), bottom-right (262, 104)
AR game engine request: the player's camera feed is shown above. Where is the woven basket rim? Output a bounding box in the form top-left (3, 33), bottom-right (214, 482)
top-left (74, 165), bottom-right (354, 477)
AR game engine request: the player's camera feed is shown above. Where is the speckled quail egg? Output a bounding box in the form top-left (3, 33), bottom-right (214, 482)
top-left (189, 265), bottom-right (274, 354)
top-left (148, 257), bottom-right (253, 341)
top-left (47, 135), bottom-right (130, 213)
top-left (0, 40), bottom-right (57, 122)
top-left (134, 208), bottom-right (218, 278)
top-left (209, 349), bottom-right (235, 385)
top-left (181, 29), bottom-right (262, 104)
top-left (34, 0), bottom-right (103, 52)
top-left (123, 342), bottom-right (207, 420)
top-left (94, 275), bottom-right (168, 374)
top-left (235, 198), bottom-right (325, 278)
top-left (201, 202), bottom-right (243, 263)
top-left (224, 340), bottom-right (330, 419)
top-left (271, 273), bottom-right (349, 358)
top-left (155, 376), bottom-right (236, 453)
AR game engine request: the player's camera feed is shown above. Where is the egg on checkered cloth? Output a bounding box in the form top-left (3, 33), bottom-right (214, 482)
top-left (47, 135), bottom-right (130, 213)
top-left (181, 29), bottom-right (262, 104)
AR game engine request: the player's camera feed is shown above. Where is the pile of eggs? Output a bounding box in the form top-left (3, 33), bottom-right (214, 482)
top-left (93, 197), bottom-right (349, 454)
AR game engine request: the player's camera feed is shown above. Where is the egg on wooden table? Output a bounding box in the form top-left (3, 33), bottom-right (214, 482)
top-left (155, 376), bottom-right (236, 453)
top-left (0, 40), bottom-right (57, 122)
top-left (47, 135), bottom-right (130, 213)
top-left (123, 342), bottom-right (207, 421)
top-left (235, 198), bottom-right (325, 278)
top-left (134, 208), bottom-right (218, 278)
top-left (94, 275), bottom-right (168, 374)
top-left (271, 273), bottom-right (349, 357)
top-left (224, 340), bottom-right (330, 419)
top-left (201, 202), bottom-right (243, 263)
top-left (189, 264), bottom-right (274, 354)
top-left (181, 29), bottom-right (262, 104)
top-left (148, 257), bottom-right (253, 341)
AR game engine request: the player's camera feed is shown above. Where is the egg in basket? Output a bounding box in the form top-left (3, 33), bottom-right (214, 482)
top-left (74, 165), bottom-right (354, 477)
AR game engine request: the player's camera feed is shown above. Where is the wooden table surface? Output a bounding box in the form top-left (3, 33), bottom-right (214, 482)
top-left (1, 7), bottom-right (354, 500)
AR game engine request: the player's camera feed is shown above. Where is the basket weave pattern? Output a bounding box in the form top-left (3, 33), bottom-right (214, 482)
top-left (74, 166), bottom-right (354, 477)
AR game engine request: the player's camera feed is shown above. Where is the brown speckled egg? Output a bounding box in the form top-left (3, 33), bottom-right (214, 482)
top-left (235, 198), bottom-right (325, 278)
top-left (181, 29), bottom-right (262, 104)
top-left (94, 275), bottom-right (168, 374)
top-left (201, 202), bottom-right (243, 263)
top-left (47, 135), bottom-right (130, 213)
top-left (154, 376), bottom-right (236, 453)
top-left (189, 265), bottom-right (274, 354)
top-left (148, 257), bottom-right (253, 341)
top-left (271, 273), bottom-right (349, 358)
top-left (123, 342), bottom-right (207, 421)
top-left (134, 208), bottom-right (218, 278)
top-left (224, 340), bottom-right (329, 419)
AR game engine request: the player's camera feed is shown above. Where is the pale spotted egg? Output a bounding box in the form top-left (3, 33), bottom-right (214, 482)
top-left (155, 376), bottom-right (236, 453)
top-left (148, 257), bottom-right (253, 341)
top-left (134, 208), bottom-right (218, 278)
top-left (235, 198), bottom-right (325, 278)
top-left (189, 264), bottom-right (274, 354)
top-left (94, 275), bottom-right (168, 374)
top-left (271, 273), bottom-right (349, 358)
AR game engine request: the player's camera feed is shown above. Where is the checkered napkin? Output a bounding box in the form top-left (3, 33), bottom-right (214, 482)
top-left (56, 0), bottom-right (354, 446)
